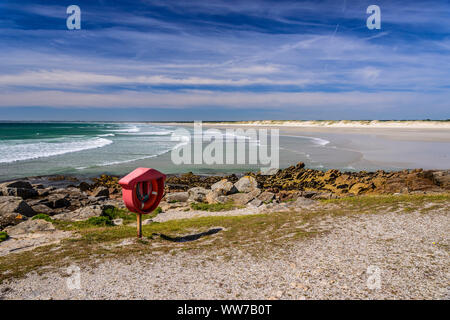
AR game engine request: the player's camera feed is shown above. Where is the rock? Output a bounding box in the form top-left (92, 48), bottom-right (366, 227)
top-left (160, 202), bottom-right (190, 211)
top-left (248, 198), bottom-right (263, 207)
top-left (46, 194), bottom-right (71, 209)
top-left (291, 197), bottom-right (316, 207)
top-left (0, 181), bottom-right (39, 200)
top-left (53, 205), bottom-right (104, 221)
top-left (210, 179), bottom-right (237, 195)
top-left (37, 188), bottom-right (51, 197)
top-left (234, 176), bottom-right (258, 193)
top-left (91, 187), bottom-right (110, 198)
top-left (0, 181), bottom-right (33, 189)
top-left (301, 191), bottom-right (318, 198)
top-left (229, 188), bottom-right (261, 206)
top-left (0, 212), bottom-right (25, 230)
top-left (0, 196), bottom-right (36, 217)
top-left (5, 219), bottom-right (55, 236)
top-left (431, 170), bottom-right (450, 189)
top-left (205, 190), bottom-right (229, 204)
top-left (113, 218), bottom-right (123, 226)
top-left (260, 167), bottom-right (279, 175)
top-left (78, 182), bottom-right (92, 192)
top-left (258, 191), bottom-right (275, 203)
top-left (277, 191), bottom-right (301, 202)
top-left (165, 192), bottom-right (189, 203)
top-left (87, 196), bottom-right (108, 205)
top-left (29, 203), bottom-right (56, 216)
top-left (187, 187), bottom-right (209, 202)
top-left (311, 192), bottom-right (338, 200)
top-left (143, 219), bottom-right (153, 225)
top-left (0, 187), bottom-right (38, 200)
top-left (349, 183), bottom-right (373, 195)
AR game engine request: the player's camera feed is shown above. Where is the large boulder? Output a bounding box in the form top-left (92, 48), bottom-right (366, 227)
top-left (0, 181), bottom-right (33, 189)
top-left (290, 197), bottom-right (316, 208)
top-left (228, 188), bottom-right (261, 205)
top-left (0, 181), bottom-right (38, 200)
top-left (0, 212), bottom-right (25, 230)
top-left (188, 187), bottom-right (209, 202)
top-left (234, 176), bottom-right (258, 193)
top-left (431, 170), bottom-right (450, 189)
top-left (91, 186), bottom-right (110, 198)
top-left (5, 219), bottom-right (55, 236)
top-left (165, 192), bottom-right (189, 203)
top-left (160, 201), bottom-right (189, 212)
top-left (52, 205), bottom-right (106, 221)
top-left (0, 196), bottom-right (36, 217)
top-left (29, 203), bottom-right (56, 216)
top-left (248, 198), bottom-right (263, 207)
top-left (205, 190), bottom-right (229, 204)
top-left (45, 194), bottom-right (71, 209)
top-left (258, 191), bottom-right (275, 203)
top-left (0, 196), bottom-right (35, 229)
top-left (211, 179), bottom-right (237, 195)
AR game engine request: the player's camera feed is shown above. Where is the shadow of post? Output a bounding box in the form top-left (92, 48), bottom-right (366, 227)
top-left (155, 228), bottom-right (223, 242)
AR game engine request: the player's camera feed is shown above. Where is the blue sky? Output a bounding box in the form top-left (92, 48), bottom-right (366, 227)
top-left (0, 0), bottom-right (449, 120)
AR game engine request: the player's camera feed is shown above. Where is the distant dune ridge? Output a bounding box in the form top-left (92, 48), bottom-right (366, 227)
top-left (207, 120), bottom-right (450, 129)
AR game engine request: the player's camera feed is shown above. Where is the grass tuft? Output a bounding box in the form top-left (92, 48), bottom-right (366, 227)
top-left (31, 214), bottom-right (53, 222)
top-left (190, 202), bottom-right (241, 212)
top-left (0, 231), bottom-right (8, 242)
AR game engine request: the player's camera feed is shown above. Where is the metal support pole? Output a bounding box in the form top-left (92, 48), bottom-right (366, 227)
top-left (137, 213), bottom-right (142, 238)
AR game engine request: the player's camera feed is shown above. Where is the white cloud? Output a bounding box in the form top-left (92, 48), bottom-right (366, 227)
top-left (0, 70), bottom-right (314, 88)
top-left (0, 89), bottom-right (447, 111)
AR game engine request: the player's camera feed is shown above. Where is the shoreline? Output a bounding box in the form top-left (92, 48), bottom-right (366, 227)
top-left (154, 120), bottom-right (450, 129)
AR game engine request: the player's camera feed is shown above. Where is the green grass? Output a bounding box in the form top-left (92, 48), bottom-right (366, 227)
top-left (31, 214), bottom-right (53, 222)
top-left (0, 231), bottom-right (8, 242)
top-left (321, 193), bottom-right (450, 206)
top-left (154, 206), bottom-right (163, 214)
top-left (85, 216), bottom-right (114, 226)
top-left (102, 207), bottom-right (136, 223)
top-left (190, 201), bottom-right (241, 212)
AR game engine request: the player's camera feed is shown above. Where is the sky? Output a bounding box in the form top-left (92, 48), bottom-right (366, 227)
top-left (0, 0), bottom-right (449, 121)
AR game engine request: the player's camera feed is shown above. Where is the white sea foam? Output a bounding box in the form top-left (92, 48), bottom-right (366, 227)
top-left (121, 131), bottom-right (173, 136)
top-left (110, 125), bottom-right (140, 133)
top-left (0, 137), bottom-right (113, 163)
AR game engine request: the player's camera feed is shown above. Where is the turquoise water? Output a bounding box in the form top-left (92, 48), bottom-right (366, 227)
top-left (0, 122), bottom-right (185, 180)
top-left (1, 122), bottom-right (449, 181)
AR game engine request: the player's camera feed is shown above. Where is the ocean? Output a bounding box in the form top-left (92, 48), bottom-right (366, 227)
top-left (0, 122), bottom-right (449, 181)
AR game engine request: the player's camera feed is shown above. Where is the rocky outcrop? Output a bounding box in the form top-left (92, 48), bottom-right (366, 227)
top-left (205, 190), bottom-right (229, 204)
top-left (91, 186), bottom-right (110, 198)
top-left (5, 219), bottom-right (55, 236)
top-left (188, 187), bottom-right (209, 202)
top-left (234, 176), bottom-right (258, 193)
top-left (0, 196), bottom-right (36, 229)
top-left (0, 181), bottom-right (38, 200)
top-left (165, 192), bottom-right (189, 203)
top-left (53, 204), bottom-right (113, 221)
top-left (258, 191), bottom-right (275, 203)
top-left (211, 179), bottom-right (237, 195)
top-left (228, 188), bottom-right (262, 206)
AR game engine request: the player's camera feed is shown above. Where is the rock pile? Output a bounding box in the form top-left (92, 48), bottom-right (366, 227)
top-left (0, 179), bottom-right (122, 230)
top-left (1, 163), bottom-right (448, 233)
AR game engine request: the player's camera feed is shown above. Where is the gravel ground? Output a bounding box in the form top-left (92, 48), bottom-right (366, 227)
top-left (1, 209), bottom-right (449, 300)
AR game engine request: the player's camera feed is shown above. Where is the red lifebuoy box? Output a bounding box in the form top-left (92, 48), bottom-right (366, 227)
top-left (119, 167), bottom-right (166, 215)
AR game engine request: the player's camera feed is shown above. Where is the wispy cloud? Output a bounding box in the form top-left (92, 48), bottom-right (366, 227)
top-left (0, 0), bottom-right (449, 119)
